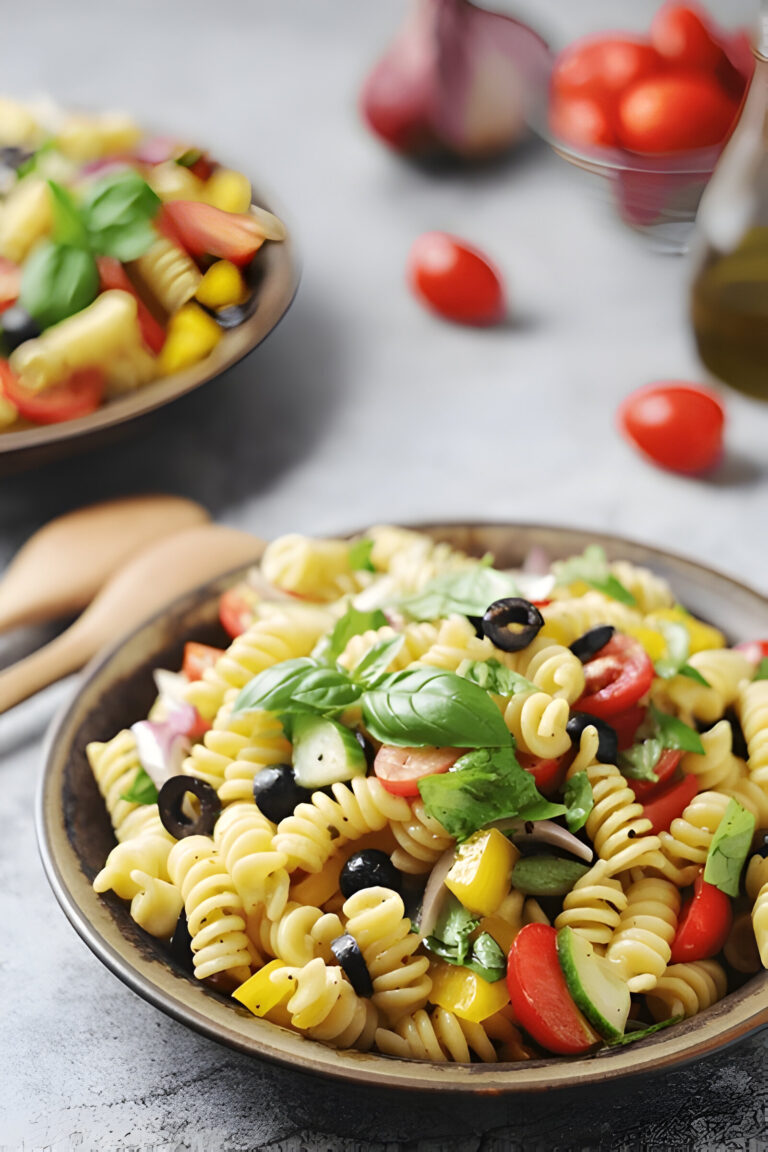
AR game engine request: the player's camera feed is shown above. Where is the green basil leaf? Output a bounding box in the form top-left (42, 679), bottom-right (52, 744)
top-left (291, 667), bottom-right (362, 714)
top-left (679, 664), bottom-right (711, 686)
top-left (606, 1017), bottom-right (682, 1047)
top-left (516, 798), bottom-right (568, 822)
top-left (703, 798), bottom-right (755, 897)
top-left (362, 667), bottom-right (512, 750)
top-left (396, 566), bottom-right (520, 622)
top-left (425, 898), bottom-right (505, 982)
top-left (510, 855), bottom-right (590, 896)
top-left (176, 148), bottom-right (203, 167)
top-left (19, 241), bottom-right (99, 330)
top-left (120, 767), bottom-right (158, 806)
top-left (315, 606), bottom-right (388, 665)
top-left (48, 180), bottom-right (89, 248)
top-left (348, 537), bottom-right (376, 572)
top-left (232, 657), bottom-right (318, 715)
top-left (653, 620), bottom-right (691, 680)
top-left (619, 737), bottom-right (663, 782)
top-left (649, 704), bottom-right (705, 755)
top-left (351, 635), bottom-right (406, 688)
top-left (431, 896), bottom-right (478, 965)
top-left (754, 657), bottom-right (768, 681)
top-left (464, 933), bottom-right (507, 983)
top-left (16, 140), bottom-right (54, 179)
top-left (563, 770), bottom-right (594, 832)
top-left (457, 658), bottom-right (538, 697)
top-left (418, 745), bottom-right (547, 842)
top-left (552, 546), bottom-right (636, 607)
top-left (81, 169), bottom-right (160, 260)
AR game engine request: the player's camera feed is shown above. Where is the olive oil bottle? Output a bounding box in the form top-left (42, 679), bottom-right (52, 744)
top-left (690, 9), bottom-right (768, 399)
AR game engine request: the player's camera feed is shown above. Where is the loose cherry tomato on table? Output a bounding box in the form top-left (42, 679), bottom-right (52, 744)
top-left (161, 201), bottom-right (264, 267)
top-left (518, 752), bottom-right (566, 797)
top-left (0, 257), bottom-right (20, 313)
top-left (407, 232), bottom-right (505, 326)
top-left (373, 745), bottom-right (463, 797)
top-left (628, 749), bottom-right (682, 802)
top-left (507, 923), bottom-right (600, 1055)
top-left (0, 360), bottom-right (104, 424)
top-left (617, 74), bottom-right (737, 153)
top-left (617, 382), bottom-right (725, 475)
top-left (670, 870), bottom-right (733, 963)
top-left (650, 3), bottom-right (727, 74)
top-left (574, 634), bottom-right (654, 720)
top-left (182, 642), bottom-right (226, 682)
top-left (641, 772), bottom-right (699, 835)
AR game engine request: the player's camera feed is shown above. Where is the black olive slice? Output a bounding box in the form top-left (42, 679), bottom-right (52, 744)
top-left (331, 933), bottom-right (373, 998)
top-left (566, 712), bottom-right (618, 764)
top-left (482, 598), bottom-right (544, 652)
top-left (168, 909), bottom-right (194, 972)
top-left (569, 625), bottom-right (615, 663)
top-left (252, 763), bottom-right (312, 823)
top-left (755, 831), bottom-right (768, 859)
top-left (158, 775), bottom-right (221, 839)
top-left (1, 306), bottom-right (40, 353)
top-left (340, 850), bottom-right (403, 898)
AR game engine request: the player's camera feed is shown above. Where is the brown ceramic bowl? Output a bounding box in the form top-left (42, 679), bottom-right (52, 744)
top-left (37, 523), bottom-right (768, 1092)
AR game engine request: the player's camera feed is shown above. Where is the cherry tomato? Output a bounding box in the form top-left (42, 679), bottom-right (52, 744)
top-left (218, 585), bottom-right (258, 638)
top-left (96, 257), bottom-right (166, 354)
top-left (611, 703), bottom-right (647, 752)
top-left (407, 232), bottom-right (505, 326)
top-left (549, 94), bottom-right (618, 150)
top-left (373, 745), bottom-right (463, 797)
top-left (518, 752), bottom-right (567, 798)
top-left (182, 642), bottom-right (226, 682)
top-left (0, 361), bottom-right (104, 424)
top-left (161, 201), bottom-right (264, 267)
top-left (628, 749), bottom-right (682, 802)
top-left (575, 634), bottom-right (654, 720)
top-left (552, 36), bottom-right (664, 102)
top-left (735, 640), bottom-right (768, 666)
top-left (670, 870), bottom-right (732, 963)
top-left (617, 382), bottom-right (725, 475)
top-left (189, 709), bottom-right (212, 740)
top-left (617, 74), bottom-right (737, 153)
top-left (507, 924), bottom-right (600, 1055)
top-left (0, 257), bottom-right (20, 313)
top-left (650, 4), bottom-right (726, 74)
top-left (641, 772), bottom-right (699, 834)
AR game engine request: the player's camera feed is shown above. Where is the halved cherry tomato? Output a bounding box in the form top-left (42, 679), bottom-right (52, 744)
top-left (669, 870), bottom-right (732, 963)
top-left (189, 709), bottom-right (212, 740)
top-left (96, 257), bottom-right (166, 354)
top-left (628, 749), bottom-right (682, 802)
top-left (549, 94), bottom-right (618, 150)
top-left (641, 772), bottom-right (699, 834)
top-left (518, 752), bottom-right (566, 798)
top-left (611, 703), bottom-right (647, 752)
top-left (507, 923), bottom-right (600, 1055)
top-left (0, 257), bottom-right (20, 313)
top-left (407, 232), bottom-right (505, 326)
top-left (161, 201), bottom-right (264, 267)
top-left (617, 382), bottom-right (725, 475)
top-left (734, 640), bottom-right (768, 666)
top-left (575, 634), bottom-right (654, 720)
top-left (219, 586), bottom-right (257, 638)
top-left (374, 745), bottom-right (463, 797)
top-left (552, 36), bottom-right (664, 102)
top-left (0, 361), bottom-right (104, 424)
top-left (182, 641), bottom-right (225, 682)
top-left (617, 74), bottom-right (737, 153)
top-left (650, 4), bottom-right (726, 74)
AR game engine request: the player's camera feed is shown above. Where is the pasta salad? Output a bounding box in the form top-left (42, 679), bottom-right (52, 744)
top-left (0, 97), bottom-right (285, 428)
top-left (86, 526), bottom-right (768, 1064)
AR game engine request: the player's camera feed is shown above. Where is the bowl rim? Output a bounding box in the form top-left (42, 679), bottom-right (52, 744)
top-left (36, 520), bottom-right (768, 1093)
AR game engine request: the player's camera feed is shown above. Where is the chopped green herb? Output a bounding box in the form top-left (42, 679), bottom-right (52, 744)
top-left (81, 168), bottom-right (161, 261)
top-left (120, 767), bottom-right (158, 805)
top-left (653, 620), bottom-right (710, 685)
top-left (563, 770), bottom-right (594, 832)
top-left (48, 180), bottom-right (89, 249)
top-left (606, 1016), bottom-right (682, 1046)
top-left (424, 896), bottom-right (506, 983)
top-left (396, 566), bottom-right (520, 621)
top-left (703, 798), bottom-right (755, 897)
top-left (348, 537), bottom-right (376, 572)
top-left (20, 240), bottom-right (99, 330)
top-left (754, 657), bottom-right (768, 681)
top-left (350, 635), bottom-right (406, 687)
top-left (619, 737), bottom-right (663, 782)
top-left (552, 545), bottom-right (636, 606)
top-left (649, 704), bottom-right (705, 755)
top-left (313, 606), bottom-right (388, 665)
top-left (457, 658), bottom-right (538, 697)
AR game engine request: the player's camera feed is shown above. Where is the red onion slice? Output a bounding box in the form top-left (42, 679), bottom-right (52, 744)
top-left (416, 845), bottom-right (457, 939)
top-left (491, 818), bottom-right (593, 863)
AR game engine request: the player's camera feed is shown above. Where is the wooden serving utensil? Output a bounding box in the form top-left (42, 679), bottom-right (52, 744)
top-left (0, 523), bottom-right (266, 714)
top-left (0, 495), bottom-right (210, 634)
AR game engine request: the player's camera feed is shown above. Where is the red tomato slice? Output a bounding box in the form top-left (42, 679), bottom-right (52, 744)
top-left (518, 752), bottom-right (566, 798)
top-left (374, 745), bottom-right (463, 797)
top-left (650, 4), bottom-right (726, 73)
top-left (0, 257), bottom-right (20, 313)
top-left (0, 361), bottom-right (104, 424)
top-left (219, 586), bottom-right (258, 638)
top-left (734, 640), bottom-right (768, 666)
top-left (161, 201), bottom-right (263, 267)
top-left (407, 232), bottom-right (505, 326)
top-left (611, 704), bottom-right (646, 752)
top-left (628, 749), bottom-right (682, 802)
top-left (552, 36), bottom-right (664, 102)
top-left (575, 634), bottom-right (654, 720)
top-left (96, 258), bottom-right (166, 354)
top-left (182, 641), bottom-right (226, 682)
top-left (617, 382), bottom-right (725, 475)
top-left (642, 772), bottom-right (699, 834)
top-left (669, 870), bottom-right (732, 963)
top-left (507, 924), bottom-right (600, 1055)
top-left (617, 74), bottom-right (737, 154)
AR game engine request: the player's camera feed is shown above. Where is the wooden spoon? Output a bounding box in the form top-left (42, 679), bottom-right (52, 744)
top-left (0, 524), bottom-right (266, 714)
top-left (0, 495), bottom-right (210, 634)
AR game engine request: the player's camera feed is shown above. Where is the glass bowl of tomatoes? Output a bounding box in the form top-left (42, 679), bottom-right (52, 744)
top-left (545, 3), bottom-right (754, 254)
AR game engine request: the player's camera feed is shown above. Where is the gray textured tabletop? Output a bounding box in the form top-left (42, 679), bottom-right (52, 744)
top-left (1, 1), bottom-right (767, 1149)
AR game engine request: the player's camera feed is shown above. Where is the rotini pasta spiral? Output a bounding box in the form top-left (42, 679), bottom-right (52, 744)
top-left (182, 703), bottom-right (291, 797)
top-left (342, 886), bottom-right (432, 1022)
top-left (212, 803), bottom-right (288, 921)
top-left (367, 524), bottom-right (479, 595)
top-left (608, 561), bottom-right (675, 614)
top-left (389, 798), bottom-right (455, 875)
top-left (505, 635), bottom-right (586, 703)
top-left (737, 680), bottom-right (768, 793)
top-left (269, 958), bottom-right (379, 1049)
top-left (338, 620), bottom-right (441, 675)
top-left (680, 720), bottom-right (744, 792)
top-left (92, 834), bottom-right (183, 938)
top-left (657, 649), bottom-right (753, 725)
top-left (252, 902), bottom-right (343, 966)
top-left (745, 855), bottom-right (768, 968)
top-left (605, 876), bottom-right (680, 992)
top-left (261, 533), bottom-right (372, 601)
top-left (375, 1006), bottom-right (498, 1063)
top-left (654, 790), bottom-right (731, 887)
top-left (415, 614), bottom-right (499, 673)
top-left (167, 835), bottom-right (254, 984)
top-left (502, 691), bottom-right (572, 759)
top-left (645, 960), bottom-right (728, 1021)
top-left (554, 861), bottom-right (628, 949)
top-left (132, 235), bottom-right (201, 313)
top-left (540, 592), bottom-right (644, 647)
top-left (87, 730), bottom-right (169, 842)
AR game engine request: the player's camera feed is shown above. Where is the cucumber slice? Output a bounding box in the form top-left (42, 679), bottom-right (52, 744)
top-left (556, 925), bottom-right (631, 1042)
top-left (292, 714), bottom-right (367, 789)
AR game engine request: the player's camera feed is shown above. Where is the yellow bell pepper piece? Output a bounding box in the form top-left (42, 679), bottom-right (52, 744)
top-left (0, 395), bottom-right (18, 429)
top-left (204, 168), bottom-right (252, 215)
top-left (445, 828), bottom-right (519, 917)
top-left (233, 959), bottom-right (293, 1025)
top-left (429, 960), bottom-right (509, 1022)
top-left (196, 260), bottom-right (247, 311)
top-left (648, 607), bottom-right (726, 653)
top-left (624, 623), bottom-right (667, 663)
top-left (157, 302), bottom-right (221, 375)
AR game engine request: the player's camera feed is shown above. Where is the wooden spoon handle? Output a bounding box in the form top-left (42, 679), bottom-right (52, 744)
top-left (0, 626), bottom-right (92, 713)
